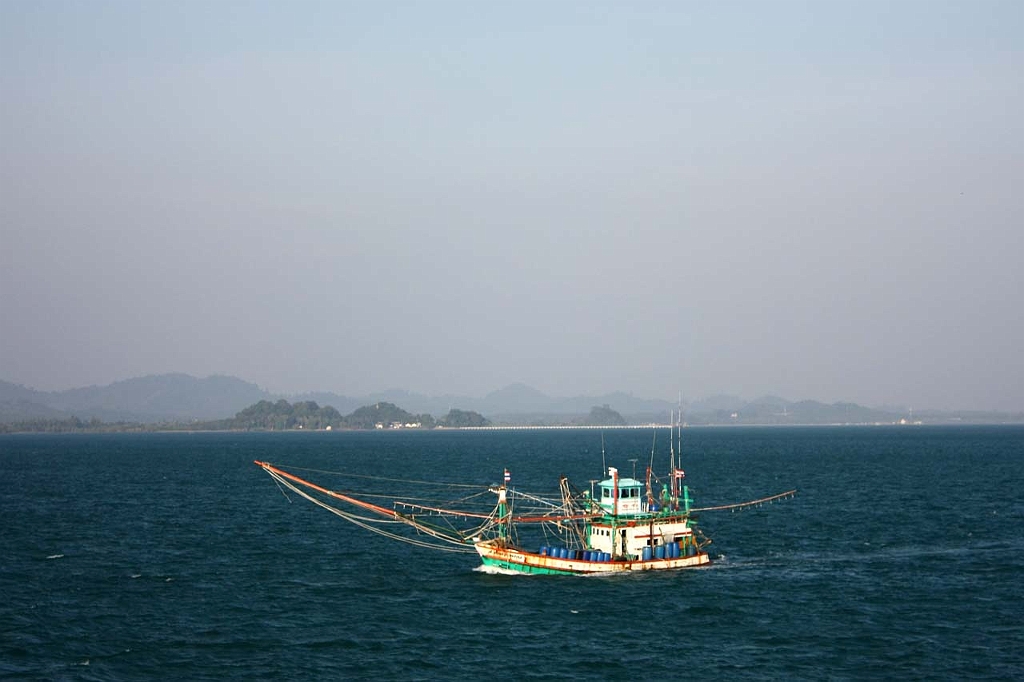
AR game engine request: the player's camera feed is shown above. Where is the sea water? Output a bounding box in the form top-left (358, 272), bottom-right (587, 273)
top-left (1, 426), bottom-right (1021, 680)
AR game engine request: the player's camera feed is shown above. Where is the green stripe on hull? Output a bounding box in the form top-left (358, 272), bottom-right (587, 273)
top-left (479, 555), bottom-right (579, 576)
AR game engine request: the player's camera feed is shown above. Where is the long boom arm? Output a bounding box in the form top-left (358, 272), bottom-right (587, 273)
top-left (255, 460), bottom-right (401, 519)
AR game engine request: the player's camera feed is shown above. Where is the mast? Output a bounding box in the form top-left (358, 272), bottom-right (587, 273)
top-left (609, 465), bottom-right (620, 558)
top-left (609, 466), bottom-right (619, 516)
top-left (670, 409), bottom-right (678, 503)
top-left (678, 396), bottom-right (685, 512)
top-left (497, 468), bottom-right (511, 545)
top-left (677, 393), bottom-right (683, 464)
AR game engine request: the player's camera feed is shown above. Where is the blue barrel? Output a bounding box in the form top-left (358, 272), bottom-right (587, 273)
top-left (655, 545), bottom-right (666, 559)
top-left (540, 546), bottom-right (549, 556)
top-left (583, 550), bottom-right (592, 561)
top-left (642, 546), bottom-right (652, 561)
top-left (669, 542), bottom-right (679, 558)
top-left (604, 552), bottom-right (612, 562)
top-left (558, 547), bottom-right (568, 559)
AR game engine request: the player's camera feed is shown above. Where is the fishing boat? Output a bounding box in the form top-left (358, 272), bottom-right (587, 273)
top-left (255, 426), bottom-right (795, 575)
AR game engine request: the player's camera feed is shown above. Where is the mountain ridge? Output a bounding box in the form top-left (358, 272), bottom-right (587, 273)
top-left (1, 374), bottom-right (1020, 425)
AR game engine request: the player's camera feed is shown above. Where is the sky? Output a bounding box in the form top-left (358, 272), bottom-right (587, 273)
top-left (1, 1), bottom-right (1021, 411)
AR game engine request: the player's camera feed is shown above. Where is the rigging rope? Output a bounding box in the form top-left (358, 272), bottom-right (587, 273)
top-left (266, 470), bottom-right (477, 553)
top-left (690, 489), bottom-right (797, 512)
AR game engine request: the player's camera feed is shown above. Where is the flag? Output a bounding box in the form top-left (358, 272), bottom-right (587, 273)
top-left (674, 469), bottom-right (686, 479)
top-left (504, 469), bottom-right (511, 483)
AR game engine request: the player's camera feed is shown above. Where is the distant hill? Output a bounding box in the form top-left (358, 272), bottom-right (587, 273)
top-left (218, 399), bottom-right (345, 431)
top-left (584, 405), bottom-right (626, 426)
top-left (0, 397), bottom-right (68, 421)
top-left (0, 374), bottom-right (269, 423)
top-left (439, 409), bottom-right (490, 428)
top-left (290, 383), bottom-right (676, 419)
top-left (345, 402), bottom-right (434, 429)
top-left (191, 400), bottom-right (438, 432)
top-left (686, 394), bottom-right (746, 415)
top-left (289, 389), bottom-right (447, 416)
top-left (683, 396), bottom-right (902, 425)
top-left (479, 383), bottom-right (554, 413)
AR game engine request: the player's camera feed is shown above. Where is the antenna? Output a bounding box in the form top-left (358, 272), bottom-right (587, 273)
top-left (648, 424), bottom-right (656, 473)
top-left (650, 428), bottom-right (657, 471)
top-left (628, 458), bottom-right (638, 480)
top-left (669, 408), bottom-right (674, 458)
top-left (677, 393), bottom-right (683, 464)
top-left (669, 408), bottom-right (675, 480)
top-left (601, 431), bottom-right (606, 476)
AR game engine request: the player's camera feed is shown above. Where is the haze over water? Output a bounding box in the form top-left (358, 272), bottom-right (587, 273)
top-left (2, 2), bottom-right (1021, 411)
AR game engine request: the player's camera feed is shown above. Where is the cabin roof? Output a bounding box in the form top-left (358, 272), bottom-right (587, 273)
top-left (599, 477), bottom-right (644, 488)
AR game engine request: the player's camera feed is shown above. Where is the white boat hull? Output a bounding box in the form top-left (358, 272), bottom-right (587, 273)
top-left (475, 539), bottom-right (710, 575)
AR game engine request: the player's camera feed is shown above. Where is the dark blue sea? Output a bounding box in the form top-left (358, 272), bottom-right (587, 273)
top-left (2, 426), bottom-right (1022, 680)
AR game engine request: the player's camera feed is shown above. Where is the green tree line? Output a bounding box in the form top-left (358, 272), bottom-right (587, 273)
top-left (0, 400), bottom-right (491, 432)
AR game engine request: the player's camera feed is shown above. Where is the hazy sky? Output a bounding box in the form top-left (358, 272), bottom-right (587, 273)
top-left (2, 1), bottom-right (1021, 410)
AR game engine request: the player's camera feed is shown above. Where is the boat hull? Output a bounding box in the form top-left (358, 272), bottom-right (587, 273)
top-left (474, 540), bottom-right (710, 574)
